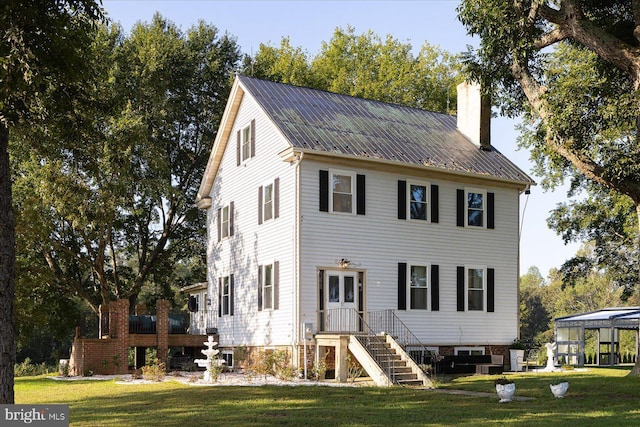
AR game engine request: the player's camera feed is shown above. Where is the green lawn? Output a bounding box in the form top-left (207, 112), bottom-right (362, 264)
top-left (15, 367), bottom-right (640, 426)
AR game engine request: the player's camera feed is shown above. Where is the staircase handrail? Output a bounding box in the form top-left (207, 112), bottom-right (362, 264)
top-left (326, 308), bottom-right (400, 384)
top-left (367, 309), bottom-right (433, 365)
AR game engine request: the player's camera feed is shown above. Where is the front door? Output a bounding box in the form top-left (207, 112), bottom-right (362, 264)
top-left (325, 271), bottom-right (358, 332)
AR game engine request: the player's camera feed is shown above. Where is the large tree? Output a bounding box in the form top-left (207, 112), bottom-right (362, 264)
top-left (247, 27), bottom-right (462, 114)
top-left (12, 14), bottom-right (240, 320)
top-left (1, 0), bottom-right (104, 404)
top-left (458, 0), bottom-right (640, 374)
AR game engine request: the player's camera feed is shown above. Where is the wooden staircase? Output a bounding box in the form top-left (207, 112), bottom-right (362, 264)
top-left (365, 338), bottom-right (424, 386)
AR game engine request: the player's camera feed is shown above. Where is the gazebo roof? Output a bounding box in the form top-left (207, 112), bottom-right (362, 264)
top-left (555, 307), bottom-right (640, 330)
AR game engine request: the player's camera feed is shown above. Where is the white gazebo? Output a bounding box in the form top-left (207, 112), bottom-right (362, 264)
top-left (554, 307), bottom-right (639, 366)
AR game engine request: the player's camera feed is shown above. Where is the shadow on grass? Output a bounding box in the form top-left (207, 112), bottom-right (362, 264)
top-left (16, 369), bottom-right (640, 426)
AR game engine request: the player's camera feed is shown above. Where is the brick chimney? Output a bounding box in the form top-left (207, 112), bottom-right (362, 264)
top-left (456, 81), bottom-right (491, 150)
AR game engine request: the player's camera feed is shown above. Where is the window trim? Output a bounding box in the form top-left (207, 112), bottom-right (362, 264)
top-left (465, 188), bottom-right (487, 228)
top-left (221, 205), bottom-right (230, 238)
top-left (221, 351), bottom-right (233, 368)
top-left (408, 264), bottom-right (429, 310)
top-left (329, 169), bottom-right (356, 215)
top-left (455, 347), bottom-right (485, 356)
top-left (241, 125), bottom-right (251, 162)
top-left (222, 276), bottom-right (231, 316)
top-left (465, 265), bottom-right (486, 312)
top-left (407, 181), bottom-right (430, 221)
top-left (263, 263), bottom-right (274, 310)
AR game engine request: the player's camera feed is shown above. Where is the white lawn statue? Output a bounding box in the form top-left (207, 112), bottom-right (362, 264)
top-left (544, 342), bottom-right (558, 371)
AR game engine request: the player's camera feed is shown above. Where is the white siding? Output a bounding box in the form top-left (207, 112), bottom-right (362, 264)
top-left (299, 159), bottom-right (520, 346)
top-left (205, 93), bottom-right (297, 348)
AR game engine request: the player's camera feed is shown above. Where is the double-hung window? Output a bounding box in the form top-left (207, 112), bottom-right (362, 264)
top-left (409, 183), bottom-right (428, 220)
top-left (218, 274), bottom-right (234, 317)
top-left (258, 261), bottom-right (279, 311)
top-left (467, 190), bottom-right (485, 227)
top-left (222, 276), bottom-right (231, 315)
top-left (221, 206), bottom-right (230, 238)
top-left (241, 126), bottom-right (251, 162)
top-left (398, 263), bottom-right (439, 311)
top-left (410, 265), bottom-right (428, 309)
top-left (217, 202), bottom-right (234, 241)
top-left (258, 179), bottom-right (279, 224)
top-left (467, 267), bottom-right (485, 311)
top-left (236, 119), bottom-right (255, 165)
top-left (263, 264), bottom-right (273, 310)
top-left (263, 184), bottom-right (273, 221)
top-left (457, 188), bottom-right (493, 229)
top-left (331, 170), bottom-right (355, 214)
top-left (320, 170), bottom-right (365, 215)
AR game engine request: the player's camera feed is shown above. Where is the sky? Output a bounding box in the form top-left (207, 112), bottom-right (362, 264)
top-left (103, 0), bottom-right (581, 277)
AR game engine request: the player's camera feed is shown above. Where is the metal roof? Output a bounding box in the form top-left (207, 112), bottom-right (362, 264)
top-left (239, 75), bottom-right (534, 185)
top-left (555, 307), bottom-right (640, 329)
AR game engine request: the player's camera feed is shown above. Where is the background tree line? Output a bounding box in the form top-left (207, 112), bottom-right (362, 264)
top-left (10, 15), bottom-right (462, 366)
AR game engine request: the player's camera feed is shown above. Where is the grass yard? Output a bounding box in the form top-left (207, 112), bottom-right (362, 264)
top-left (15, 367), bottom-right (640, 426)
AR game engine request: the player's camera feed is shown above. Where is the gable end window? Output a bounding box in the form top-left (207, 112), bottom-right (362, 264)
top-left (258, 178), bottom-right (280, 224)
top-left (398, 181), bottom-right (439, 223)
top-left (319, 169), bottom-right (365, 215)
top-left (237, 119), bottom-right (256, 165)
top-left (456, 188), bottom-right (494, 229)
top-left (217, 202), bottom-right (234, 241)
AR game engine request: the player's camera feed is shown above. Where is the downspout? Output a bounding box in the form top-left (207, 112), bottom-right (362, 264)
top-left (292, 151), bottom-right (304, 368)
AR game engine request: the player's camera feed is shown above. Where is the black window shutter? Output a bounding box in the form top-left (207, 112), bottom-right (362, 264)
top-left (319, 170), bottom-right (329, 212)
top-left (398, 263), bottom-right (407, 310)
top-left (258, 186), bottom-right (263, 225)
top-left (431, 264), bottom-right (439, 311)
top-left (457, 266), bottom-right (465, 311)
top-left (258, 265), bottom-right (263, 311)
top-left (217, 208), bottom-right (221, 242)
top-left (230, 274), bottom-right (234, 316)
top-left (397, 180), bottom-right (406, 220)
top-left (229, 201), bottom-right (234, 236)
top-left (356, 174), bottom-right (366, 215)
top-left (431, 184), bottom-right (439, 223)
top-left (274, 178), bottom-right (280, 219)
top-left (236, 130), bottom-right (241, 166)
top-left (318, 270), bottom-right (325, 311)
top-left (218, 278), bottom-right (222, 317)
top-left (456, 189), bottom-right (465, 227)
top-left (487, 192), bottom-right (495, 229)
top-left (250, 119), bottom-right (256, 158)
top-left (274, 261), bottom-right (279, 310)
top-left (487, 268), bottom-right (495, 312)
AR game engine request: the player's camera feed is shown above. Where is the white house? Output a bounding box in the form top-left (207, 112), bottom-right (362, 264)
top-left (194, 75), bottom-right (533, 384)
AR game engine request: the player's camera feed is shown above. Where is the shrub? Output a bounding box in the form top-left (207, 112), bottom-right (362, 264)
top-left (14, 358), bottom-right (55, 377)
top-left (141, 358), bottom-right (166, 381)
top-left (311, 358), bottom-right (327, 381)
top-left (346, 354), bottom-right (364, 383)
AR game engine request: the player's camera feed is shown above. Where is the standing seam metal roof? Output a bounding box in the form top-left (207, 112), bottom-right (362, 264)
top-left (239, 75), bottom-right (533, 184)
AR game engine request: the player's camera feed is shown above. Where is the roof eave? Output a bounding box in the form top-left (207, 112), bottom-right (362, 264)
top-left (195, 78), bottom-right (245, 207)
top-left (279, 147), bottom-right (535, 191)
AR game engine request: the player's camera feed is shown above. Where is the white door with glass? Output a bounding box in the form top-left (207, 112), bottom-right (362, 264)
top-left (325, 272), bottom-right (358, 332)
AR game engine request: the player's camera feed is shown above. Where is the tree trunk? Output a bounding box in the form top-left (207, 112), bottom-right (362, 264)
top-left (629, 203), bottom-right (640, 376)
top-left (0, 122), bottom-right (15, 403)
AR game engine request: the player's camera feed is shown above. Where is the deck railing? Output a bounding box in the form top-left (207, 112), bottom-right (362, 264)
top-left (128, 313), bottom-right (190, 334)
top-left (188, 311), bottom-right (218, 335)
